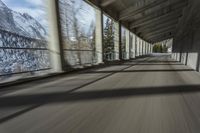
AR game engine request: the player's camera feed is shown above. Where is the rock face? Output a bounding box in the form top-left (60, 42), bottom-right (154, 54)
top-left (0, 0), bottom-right (47, 39)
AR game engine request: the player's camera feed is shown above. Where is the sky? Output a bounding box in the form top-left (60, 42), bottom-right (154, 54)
top-left (1, 0), bottom-right (48, 30)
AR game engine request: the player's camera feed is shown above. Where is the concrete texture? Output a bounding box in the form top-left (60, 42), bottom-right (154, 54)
top-left (1, 54), bottom-right (200, 133)
top-left (172, 0), bottom-right (200, 72)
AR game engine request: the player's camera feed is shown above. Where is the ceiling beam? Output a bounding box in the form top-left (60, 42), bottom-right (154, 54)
top-left (101, 0), bottom-right (116, 7)
top-left (134, 14), bottom-right (181, 31)
top-left (141, 24), bottom-right (177, 37)
top-left (119, 0), bottom-right (167, 21)
top-left (145, 29), bottom-right (175, 40)
top-left (130, 1), bottom-right (187, 28)
top-left (127, 0), bottom-right (187, 22)
top-left (136, 20), bottom-right (178, 34)
top-left (130, 9), bottom-right (182, 29)
top-left (151, 35), bottom-right (174, 43)
top-left (146, 30), bottom-right (175, 41)
top-left (149, 34), bottom-right (173, 43)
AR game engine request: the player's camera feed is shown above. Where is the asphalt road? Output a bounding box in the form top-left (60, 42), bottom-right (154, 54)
top-left (1, 54), bottom-right (200, 133)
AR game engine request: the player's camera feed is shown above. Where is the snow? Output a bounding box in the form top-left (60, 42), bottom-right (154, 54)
top-left (0, 0), bottom-right (47, 40)
top-left (0, 0), bottom-right (7, 8)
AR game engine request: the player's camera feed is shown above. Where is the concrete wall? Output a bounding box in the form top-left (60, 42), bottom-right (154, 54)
top-left (172, 0), bottom-right (200, 71)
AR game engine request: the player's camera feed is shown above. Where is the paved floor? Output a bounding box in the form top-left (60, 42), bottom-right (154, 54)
top-left (1, 54), bottom-right (200, 133)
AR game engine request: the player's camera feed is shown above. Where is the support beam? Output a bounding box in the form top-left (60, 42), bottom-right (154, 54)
top-left (130, 9), bottom-right (182, 29)
top-left (152, 35), bottom-right (174, 43)
top-left (147, 31), bottom-right (174, 41)
top-left (133, 14), bottom-right (180, 32)
top-left (101, 0), bottom-right (116, 7)
top-left (128, 0), bottom-right (187, 22)
top-left (146, 30), bottom-right (175, 41)
top-left (119, 0), bottom-right (167, 21)
top-left (150, 34), bottom-right (174, 43)
top-left (142, 26), bottom-right (177, 38)
top-left (136, 20), bottom-right (178, 34)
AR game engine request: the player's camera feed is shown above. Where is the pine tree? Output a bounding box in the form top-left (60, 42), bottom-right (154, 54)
top-left (103, 18), bottom-right (115, 60)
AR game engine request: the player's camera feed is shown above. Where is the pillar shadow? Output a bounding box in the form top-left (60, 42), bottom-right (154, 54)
top-left (1, 84), bottom-right (200, 123)
top-left (1, 84), bottom-right (200, 108)
top-left (83, 69), bottom-right (194, 74)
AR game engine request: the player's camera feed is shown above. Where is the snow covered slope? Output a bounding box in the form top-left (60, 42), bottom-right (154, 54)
top-left (0, 0), bottom-right (47, 39)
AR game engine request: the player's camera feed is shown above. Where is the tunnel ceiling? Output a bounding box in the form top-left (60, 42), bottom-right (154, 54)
top-left (86, 0), bottom-right (188, 43)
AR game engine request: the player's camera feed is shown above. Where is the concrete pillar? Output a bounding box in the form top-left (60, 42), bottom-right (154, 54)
top-left (119, 23), bottom-right (122, 60)
top-left (146, 42), bottom-right (148, 55)
top-left (146, 42), bottom-right (148, 54)
top-left (129, 33), bottom-right (133, 59)
top-left (132, 33), bottom-right (136, 58)
top-left (143, 41), bottom-right (146, 55)
top-left (114, 21), bottom-right (119, 60)
top-left (47, 0), bottom-right (62, 72)
top-left (187, 53), bottom-right (198, 70)
top-left (181, 53), bottom-right (187, 64)
top-left (95, 9), bottom-right (103, 64)
top-left (139, 38), bottom-right (141, 56)
top-left (125, 29), bottom-right (130, 60)
top-left (138, 38), bottom-right (140, 56)
top-left (141, 40), bottom-right (144, 55)
top-left (150, 44), bottom-right (153, 53)
top-left (136, 37), bottom-right (140, 57)
top-left (138, 37), bottom-right (140, 56)
top-left (140, 39), bottom-right (143, 56)
top-left (148, 43), bottom-right (151, 54)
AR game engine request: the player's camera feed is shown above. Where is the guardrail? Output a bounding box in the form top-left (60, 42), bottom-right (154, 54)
top-left (0, 29), bottom-right (51, 77)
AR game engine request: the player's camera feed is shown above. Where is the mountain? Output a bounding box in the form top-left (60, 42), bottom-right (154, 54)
top-left (0, 0), bottom-right (47, 40)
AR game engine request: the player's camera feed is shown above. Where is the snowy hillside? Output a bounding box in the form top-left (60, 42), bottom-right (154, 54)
top-left (0, 0), bottom-right (47, 39)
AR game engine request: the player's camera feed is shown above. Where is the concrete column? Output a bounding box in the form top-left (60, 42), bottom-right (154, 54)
top-left (150, 44), bottom-right (153, 53)
top-left (148, 43), bottom-right (151, 54)
top-left (146, 43), bottom-right (149, 54)
top-left (138, 38), bottom-right (140, 56)
top-left (125, 29), bottom-right (130, 60)
top-left (181, 53), bottom-right (187, 64)
top-left (47, 0), bottom-right (62, 72)
top-left (138, 38), bottom-right (141, 56)
top-left (129, 33), bottom-right (133, 59)
top-left (95, 9), bottom-right (103, 64)
top-left (146, 42), bottom-right (148, 55)
top-left (140, 39), bottom-right (143, 56)
top-left (143, 41), bottom-right (146, 55)
top-left (132, 33), bottom-right (136, 58)
top-left (136, 37), bottom-right (140, 57)
top-left (119, 23), bottom-right (122, 60)
top-left (141, 40), bottom-right (144, 56)
top-left (114, 21), bottom-right (119, 60)
top-left (187, 53), bottom-right (198, 70)
top-left (176, 53), bottom-right (180, 61)
top-left (137, 37), bottom-right (140, 56)
top-left (144, 42), bottom-right (145, 55)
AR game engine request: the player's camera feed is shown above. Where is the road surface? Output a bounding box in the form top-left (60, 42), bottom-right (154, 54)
top-left (1, 54), bottom-right (200, 133)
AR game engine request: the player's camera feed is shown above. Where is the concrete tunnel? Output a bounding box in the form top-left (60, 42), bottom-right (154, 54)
top-left (0, 0), bottom-right (200, 133)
